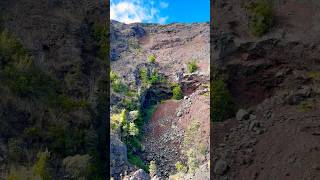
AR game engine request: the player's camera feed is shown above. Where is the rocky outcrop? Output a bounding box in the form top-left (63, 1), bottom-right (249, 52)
top-left (129, 169), bottom-right (150, 180)
top-left (110, 133), bottom-right (128, 178)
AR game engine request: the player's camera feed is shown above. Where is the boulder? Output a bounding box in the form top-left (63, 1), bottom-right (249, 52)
top-left (130, 169), bottom-right (150, 180)
top-left (236, 109), bottom-right (249, 121)
top-left (110, 134), bottom-right (128, 178)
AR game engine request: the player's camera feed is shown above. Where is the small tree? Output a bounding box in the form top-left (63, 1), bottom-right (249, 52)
top-left (32, 150), bottom-right (51, 180)
top-left (247, 0), bottom-right (274, 36)
top-left (148, 55), bottom-right (156, 63)
top-left (128, 122), bottom-right (139, 136)
top-left (187, 150), bottom-right (198, 174)
top-left (211, 79), bottom-right (234, 122)
top-left (175, 161), bottom-right (187, 173)
top-left (172, 85), bottom-right (183, 100)
top-left (187, 60), bottom-right (198, 73)
top-left (139, 68), bottom-right (149, 85)
top-left (149, 161), bottom-right (157, 177)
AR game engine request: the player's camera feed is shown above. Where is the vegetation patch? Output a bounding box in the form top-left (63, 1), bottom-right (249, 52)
top-left (247, 0), bottom-right (275, 37)
top-left (211, 79), bottom-right (234, 122)
top-left (299, 99), bottom-right (316, 112)
top-left (148, 54), bottom-right (156, 63)
top-left (172, 84), bottom-right (183, 100)
top-left (128, 152), bottom-right (148, 172)
top-left (307, 71), bottom-right (320, 80)
top-left (139, 68), bottom-right (162, 86)
top-left (187, 59), bottom-right (198, 73)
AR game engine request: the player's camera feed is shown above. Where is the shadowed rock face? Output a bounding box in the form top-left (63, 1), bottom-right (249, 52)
top-left (0, 0), bottom-right (108, 179)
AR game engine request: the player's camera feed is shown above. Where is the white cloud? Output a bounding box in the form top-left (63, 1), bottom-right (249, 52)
top-left (110, 0), bottom-right (169, 24)
top-left (159, 1), bottom-right (169, 9)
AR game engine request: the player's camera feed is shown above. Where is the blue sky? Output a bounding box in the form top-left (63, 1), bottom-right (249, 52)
top-left (110, 0), bottom-right (210, 24)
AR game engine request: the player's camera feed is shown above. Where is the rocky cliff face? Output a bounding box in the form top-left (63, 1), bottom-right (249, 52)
top-left (110, 21), bottom-right (210, 179)
top-left (211, 0), bottom-right (320, 179)
top-left (0, 0), bottom-right (107, 179)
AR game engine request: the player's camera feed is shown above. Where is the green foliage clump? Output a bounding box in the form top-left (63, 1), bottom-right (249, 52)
top-left (128, 122), bottom-right (139, 136)
top-left (149, 71), bottom-right (160, 85)
top-left (142, 105), bottom-right (157, 123)
top-left (247, 0), bottom-right (274, 36)
top-left (187, 59), bottom-right (198, 73)
top-left (0, 31), bottom-right (27, 67)
top-left (187, 150), bottom-right (198, 173)
top-left (139, 68), bottom-right (161, 85)
top-left (32, 150), bottom-right (51, 180)
top-left (183, 121), bottom-right (200, 146)
top-left (7, 166), bottom-right (40, 180)
top-left (54, 95), bottom-right (88, 112)
top-left (307, 71), bottom-right (320, 80)
top-left (148, 54), bottom-right (156, 63)
top-left (299, 99), bottom-right (316, 112)
top-left (149, 161), bottom-right (157, 177)
top-left (175, 161), bottom-right (187, 173)
top-left (172, 84), bottom-right (183, 100)
top-left (3, 65), bottom-right (58, 99)
top-left (46, 125), bottom-right (73, 156)
top-left (111, 109), bottom-right (140, 138)
top-left (128, 152), bottom-right (148, 172)
top-left (211, 79), bottom-right (234, 122)
top-left (110, 71), bottom-right (129, 93)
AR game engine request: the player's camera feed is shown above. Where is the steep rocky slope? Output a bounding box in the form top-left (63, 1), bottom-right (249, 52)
top-left (110, 21), bottom-right (210, 179)
top-left (0, 0), bottom-right (108, 179)
top-left (211, 0), bottom-right (320, 179)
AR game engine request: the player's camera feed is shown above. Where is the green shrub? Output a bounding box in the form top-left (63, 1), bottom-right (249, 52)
top-left (247, 0), bottom-right (274, 36)
top-left (149, 161), bottom-right (157, 177)
top-left (175, 161), bottom-right (187, 173)
top-left (211, 79), bottom-right (234, 122)
top-left (110, 71), bottom-right (118, 82)
top-left (125, 136), bottom-right (142, 150)
top-left (183, 121), bottom-right (200, 146)
top-left (299, 100), bottom-right (316, 112)
top-left (139, 68), bottom-right (162, 85)
top-left (187, 150), bottom-right (198, 173)
top-left (149, 71), bottom-right (160, 84)
top-left (46, 125), bottom-right (78, 156)
top-left (307, 71), bottom-right (320, 80)
top-left (0, 31), bottom-right (27, 67)
top-left (148, 55), bottom-right (156, 63)
top-left (3, 66), bottom-right (58, 99)
top-left (187, 59), bottom-right (198, 73)
top-left (172, 85), bottom-right (183, 100)
top-left (33, 150), bottom-right (51, 180)
top-left (7, 166), bottom-right (40, 180)
top-left (128, 152), bottom-right (148, 172)
top-left (111, 79), bottom-right (128, 93)
top-left (128, 122), bottom-right (139, 136)
top-left (139, 68), bottom-right (149, 85)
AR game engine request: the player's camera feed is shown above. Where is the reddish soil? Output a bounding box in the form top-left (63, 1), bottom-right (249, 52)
top-left (148, 100), bottom-right (180, 137)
